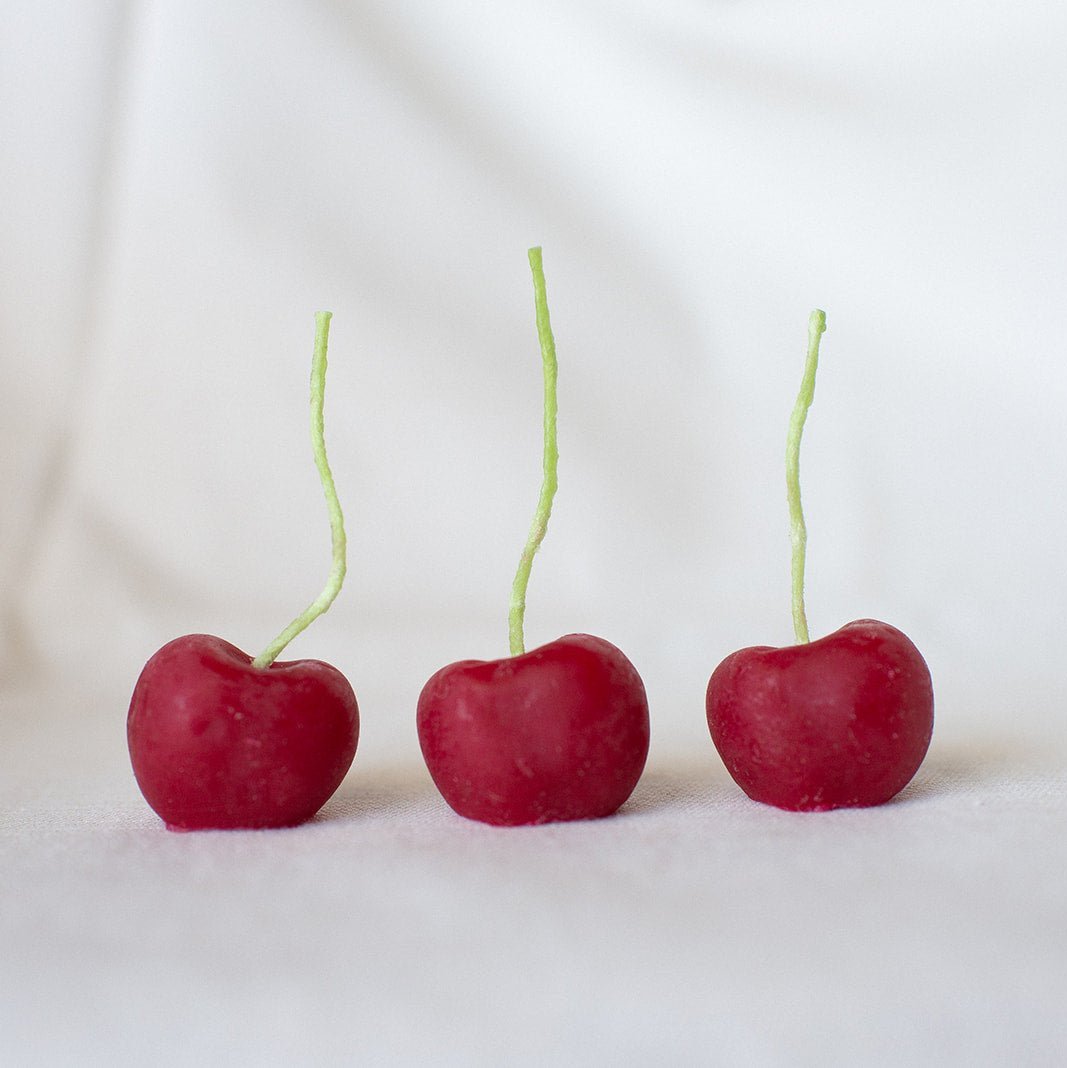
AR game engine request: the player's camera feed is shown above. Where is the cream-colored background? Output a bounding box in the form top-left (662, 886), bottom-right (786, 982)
top-left (3, 3), bottom-right (1066, 1064)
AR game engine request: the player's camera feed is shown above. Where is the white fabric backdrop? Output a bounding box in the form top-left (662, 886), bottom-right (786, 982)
top-left (2, 2), bottom-right (1066, 1063)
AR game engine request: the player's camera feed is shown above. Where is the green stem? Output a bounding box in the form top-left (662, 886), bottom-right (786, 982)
top-left (253, 311), bottom-right (347, 669)
top-left (508, 247), bottom-right (560, 657)
top-left (786, 309), bottom-right (827, 645)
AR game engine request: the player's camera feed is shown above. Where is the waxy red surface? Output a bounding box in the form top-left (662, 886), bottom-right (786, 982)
top-left (128, 634), bottom-right (358, 830)
top-left (707, 620), bottom-right (933, 811)
top-left (418, 633), bottom-right (649, 826)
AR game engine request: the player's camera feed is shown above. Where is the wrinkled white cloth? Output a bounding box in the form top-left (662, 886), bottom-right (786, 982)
top-left (3, 1), bottom-right (1067, 1063)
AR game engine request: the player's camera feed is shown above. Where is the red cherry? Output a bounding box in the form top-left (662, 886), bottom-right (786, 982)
top-left (128, 634), bottom-right (358, 830)
top-left (417, 633), bottom-right (649, 826)
top-left (706, 619), bottom-right (933, 811)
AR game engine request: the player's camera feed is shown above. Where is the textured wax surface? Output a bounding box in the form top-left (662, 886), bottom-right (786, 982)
top-left (128, 635), bottom-right (358, 829)
top-left (418, 633), bottom-right (649, 825)
top-left (708, 620), bottom-right (934, 810)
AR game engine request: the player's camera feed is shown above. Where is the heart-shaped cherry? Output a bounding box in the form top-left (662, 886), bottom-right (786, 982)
top-left (127, 312), bottom-right (359, 830)
top-left (708, 620), bottom-right (932, 810)
top-left (707, 312), bottom-right (933, 811)
top-left (417, 248), bottom-right (650, 826)
top-left (128, 634), bottom-right (357, 829)
top-left (418, 634), bottom-right (648, 825)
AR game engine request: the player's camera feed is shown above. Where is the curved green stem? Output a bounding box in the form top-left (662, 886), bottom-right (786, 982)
top-left (253, 311), bottom-right (347, 669)
top-left (508, 247), bottom-right (559, 657)
top-left (786, 309), bottom-right (827, 645)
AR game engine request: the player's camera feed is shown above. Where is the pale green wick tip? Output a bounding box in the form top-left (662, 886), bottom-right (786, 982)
top-left (786, 309), bottom-right (827, 646)
top-left (253, 311), bottom-right (347, 669)
top-left (508, 246), bottom-right (560, 657)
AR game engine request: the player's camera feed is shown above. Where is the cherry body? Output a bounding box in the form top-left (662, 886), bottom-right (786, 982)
top-left (128, 634), bottom-right (358, 830)
top-left (417, 633), bottom-right (649, 826)
top-left (707, 619), bottom-right (932, 811)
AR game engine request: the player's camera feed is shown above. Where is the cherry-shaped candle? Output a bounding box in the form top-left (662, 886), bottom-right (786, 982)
top-left (127, 313), bottom-right (359, 830)
top-left (417, 248), bottom-right (650, 826)
top-left (707, 311), bottom-right (933, 811)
